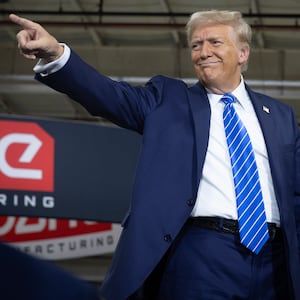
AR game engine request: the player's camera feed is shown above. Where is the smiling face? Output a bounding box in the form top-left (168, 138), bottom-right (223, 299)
top-left (190, 23), bottom-right (250, 94)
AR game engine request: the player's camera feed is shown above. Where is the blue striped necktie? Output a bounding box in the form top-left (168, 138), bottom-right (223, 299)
top-left (221, 93), bottom-right (269, 254)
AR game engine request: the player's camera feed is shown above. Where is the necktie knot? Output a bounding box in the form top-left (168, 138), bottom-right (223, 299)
top-left (221, 93), bottom-right (235, 105)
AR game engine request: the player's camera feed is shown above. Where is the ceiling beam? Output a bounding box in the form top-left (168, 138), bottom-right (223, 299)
top-left (159, 0), bottom-right (180, 45)
top-left (71, 0), bottom-right (103, 46)
top-left (2, 20), bottom-right (300, 30)
top-left (250, 0), bottom-right (265, 48)
top-left (3, 10), bottom-right (300, 18)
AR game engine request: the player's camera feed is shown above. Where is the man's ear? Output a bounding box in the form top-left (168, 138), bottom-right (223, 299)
top-left (238, 44), bottom-right (250, 65)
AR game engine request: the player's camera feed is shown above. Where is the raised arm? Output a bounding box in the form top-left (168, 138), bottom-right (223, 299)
top-left (9, 14), bottom-right (64, 63)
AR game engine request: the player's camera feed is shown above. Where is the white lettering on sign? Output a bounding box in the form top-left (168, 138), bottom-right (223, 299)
top-left (0, 133), bottom-right (42, 179)
top-left (16, 218), bottom-right (47, 234)
top-left (0, 194), bottom-right (55, 208)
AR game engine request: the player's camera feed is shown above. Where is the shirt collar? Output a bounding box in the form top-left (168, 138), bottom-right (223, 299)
top-left (206, 76), bottom-right (250, 110)
top-left (230, 77), bottom-right (250, 109)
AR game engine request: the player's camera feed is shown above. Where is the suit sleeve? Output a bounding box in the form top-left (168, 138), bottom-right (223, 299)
top-left (295, 120), bottom-right (300, 253)
top-left (296, 124), bottom-right (300, 196)
top-left (36, 50), bottom-right (165, 134)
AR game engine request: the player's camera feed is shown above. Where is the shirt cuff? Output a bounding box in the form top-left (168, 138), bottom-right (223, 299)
top-left (33, 43), bottom-right (71, 77)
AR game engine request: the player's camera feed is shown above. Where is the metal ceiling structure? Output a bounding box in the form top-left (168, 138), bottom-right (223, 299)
top-left (0, 0), bottom-right (300, 123)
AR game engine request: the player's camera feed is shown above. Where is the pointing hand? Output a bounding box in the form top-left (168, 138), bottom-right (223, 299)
top-left (9, 14), bottom-right (64, 62)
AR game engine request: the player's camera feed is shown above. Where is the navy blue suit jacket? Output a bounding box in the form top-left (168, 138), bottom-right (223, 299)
top-left (37, 51), bottom-right (300, 300)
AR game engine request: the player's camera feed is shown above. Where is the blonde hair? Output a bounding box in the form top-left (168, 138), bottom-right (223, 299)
top-left (186, 10), bottom-right (252, 71)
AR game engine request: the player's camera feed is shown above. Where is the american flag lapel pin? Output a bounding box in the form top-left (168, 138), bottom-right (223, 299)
top-left (262, 105), bottom-right (270, 114)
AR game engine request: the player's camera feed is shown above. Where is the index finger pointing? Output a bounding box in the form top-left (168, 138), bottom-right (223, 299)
top-left (9, 14), bottom-right (39, 30)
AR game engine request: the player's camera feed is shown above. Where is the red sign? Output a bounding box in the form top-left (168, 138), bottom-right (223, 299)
top-left (0, 217), bottom-right (112, 242)
top-left (0, 217), bottom-right (118, 260)
top-left (0, 121), bottom-right (54, 192)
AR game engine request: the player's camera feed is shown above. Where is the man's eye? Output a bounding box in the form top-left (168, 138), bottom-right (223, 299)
top-left (192, 44), bottom-right (201, 50)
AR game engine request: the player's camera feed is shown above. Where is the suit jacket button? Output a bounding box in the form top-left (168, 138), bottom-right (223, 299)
top-left (164, 234), bottom-right (172, 242)
top-left (187, 198), bottom-right (195, 206)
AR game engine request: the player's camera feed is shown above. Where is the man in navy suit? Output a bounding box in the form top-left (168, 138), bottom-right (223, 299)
top-left (10, 10), bottom-right (300, 300)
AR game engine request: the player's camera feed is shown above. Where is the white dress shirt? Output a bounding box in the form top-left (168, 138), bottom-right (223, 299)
top-left (191, 79), bottom-right (280, 226)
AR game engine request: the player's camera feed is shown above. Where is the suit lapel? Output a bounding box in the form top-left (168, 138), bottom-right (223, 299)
top-left (246, 87), bottom-right (283, 200)
top-left (187, 82), bottom-right (211, 184)
top-left (246, 87), bottom-right (279, 160)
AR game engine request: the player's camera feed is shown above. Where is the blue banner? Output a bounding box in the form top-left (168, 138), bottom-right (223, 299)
top-left (0, 115), bottom-right (141, 223)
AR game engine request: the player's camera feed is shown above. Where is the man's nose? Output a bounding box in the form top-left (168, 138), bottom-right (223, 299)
top-left (200, 42), bottom-right (212, 58)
